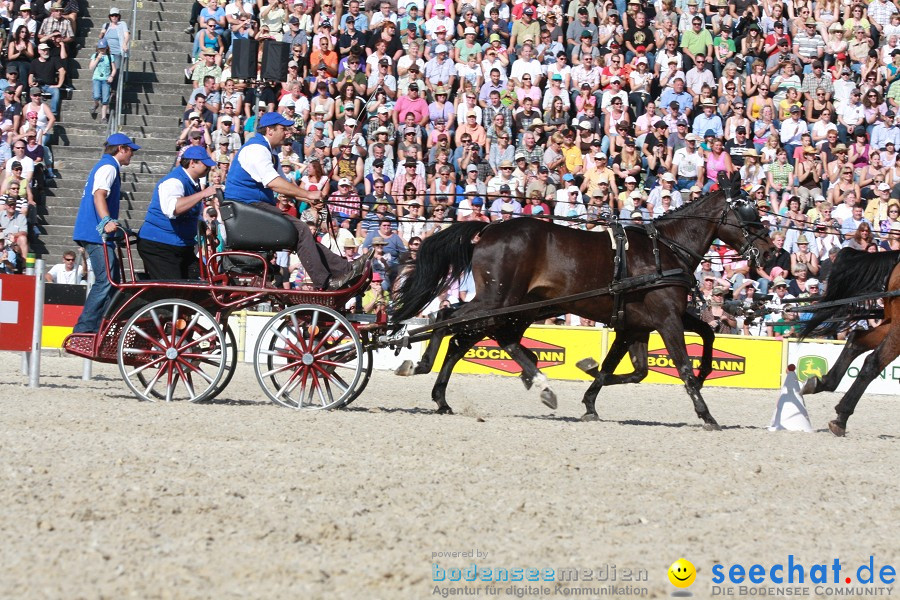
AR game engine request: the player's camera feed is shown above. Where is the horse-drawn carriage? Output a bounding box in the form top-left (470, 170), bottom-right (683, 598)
top-left (64, 173), bottom-right (777, 427)
top-left (63, 201), bottom-right (385, 409)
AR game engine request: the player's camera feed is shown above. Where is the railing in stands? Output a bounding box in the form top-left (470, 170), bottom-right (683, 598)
top-left (107, 0), bottom-right (139, 135)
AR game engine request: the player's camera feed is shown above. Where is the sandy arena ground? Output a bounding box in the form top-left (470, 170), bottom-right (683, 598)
top-left (1, 354), bottom-right (898, 600)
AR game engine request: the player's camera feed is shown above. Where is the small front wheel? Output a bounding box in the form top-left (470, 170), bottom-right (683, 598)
top-left (254, 305), bottom-right (364, 409)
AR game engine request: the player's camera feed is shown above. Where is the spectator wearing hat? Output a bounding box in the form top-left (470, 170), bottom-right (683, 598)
top-left (779, 104), bottom-right (808, 162)
top-left (38, 2), bottom-right (74, 58)
top-left (672, 132), bottom-right (705, 190)
top-left (211, 115), bottom-right (240, 153)
top-left (361, 218), bottom-right (405, 262)
top-left (98, 7), bottom-right (129, 73)
top-left (791, 144), bottom-right (821, 201)
top-left (398, 200), bottom-right (427, 242)
top-left (692, 98), bottom-right (723, 137)
top-left (647, 172), bottom-right (684, 209)
top-left (362, 272), bottom-right (389, 314)
top-left (424, 43), bottom-right (457, 95)
top-left (394, 83), bottom-right (429, 128)
top-left (392, 157), bottom-right (426, 201)
top-left (28, 42), bottom-right (64, 117)
top-left (725, 126), bottom-right (756, 167)
top-left (72, 133), bottom-right (139, 333)
top-left (88, 39), bottom-right (116, 123)
top-left (425, 4), bottom-right (455, 41)
top-left (137, 147), bottom-right (219, 280)
top-left (189, 49), bottom-right (222, 89)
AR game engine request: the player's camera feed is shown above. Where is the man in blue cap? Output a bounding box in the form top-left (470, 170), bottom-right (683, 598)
top-left (225, 111), bottom-right (368, 290)
top-left (72, 132), bottom-right (139, 333)
top-left (138, 146), bottom-right (219, 280)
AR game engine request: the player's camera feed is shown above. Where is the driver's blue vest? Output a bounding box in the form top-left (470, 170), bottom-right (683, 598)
top-left (224, 134), bottom-right (278, 205)
top-left (139, 167), bottom-right (202, 247)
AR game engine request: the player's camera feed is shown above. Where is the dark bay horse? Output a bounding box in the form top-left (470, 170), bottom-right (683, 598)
top-left (797, 248), bottom-right (900, 436)
top-left (392, 186), bottom-right (773, 427)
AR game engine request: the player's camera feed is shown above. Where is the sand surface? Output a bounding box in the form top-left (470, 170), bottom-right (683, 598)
top-left (1, 355), bottom-right (898, 599)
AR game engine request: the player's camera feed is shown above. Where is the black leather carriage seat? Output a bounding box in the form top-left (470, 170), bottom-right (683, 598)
top-left (219, 201), bottom-right (299, 251)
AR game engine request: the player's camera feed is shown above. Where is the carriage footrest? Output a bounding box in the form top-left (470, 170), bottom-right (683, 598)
top-left (63, 333), bottom-right (96, 359)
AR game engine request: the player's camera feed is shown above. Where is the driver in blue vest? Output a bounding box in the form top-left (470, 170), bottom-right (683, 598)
top-left (225, 111), bottom-right (369, 290)
top-left (138, 146), bottom-right (219, 279)
top-left (72, 133), bottom-right (139, 334)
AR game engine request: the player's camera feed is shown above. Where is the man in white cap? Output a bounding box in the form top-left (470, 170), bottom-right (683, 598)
top-left (648, 172), bottom-right (684, 209)
top-left (673, 133), bottom-right (705, 190)
top-left (138, 147), bottom-right (219, 279)
top-left (424, 42), bottom-right (456, 94)
top-left (72, 133), bottom-right (140, 333)
top-left (11, 4), bottom-right (37, 37)
top-left (224, 112), bottom-right (368, 290)
top-left (424, 3), bottom-right (453, 41)
top-left (28, 41), bottom-right (65, 116)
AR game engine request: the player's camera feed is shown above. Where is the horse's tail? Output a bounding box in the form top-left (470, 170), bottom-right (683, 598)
top-left (391, 221), bottom-right (487, 322)
top-left (797, 248), bottom-right (900, 339)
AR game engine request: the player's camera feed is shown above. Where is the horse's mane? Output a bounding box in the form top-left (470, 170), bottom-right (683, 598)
top-left (797, 248), bottom-right (900, 339)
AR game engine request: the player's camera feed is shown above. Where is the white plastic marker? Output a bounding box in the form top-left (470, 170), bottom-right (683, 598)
top-left (768, 364), bottom-right (813, 432)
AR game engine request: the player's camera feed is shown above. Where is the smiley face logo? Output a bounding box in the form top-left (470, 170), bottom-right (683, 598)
top-left (668, 558), bottom-right (696, 588)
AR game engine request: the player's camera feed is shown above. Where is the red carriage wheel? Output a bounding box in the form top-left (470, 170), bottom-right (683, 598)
top-left (117, 299), bottom-right (227, 403)
top-left (253, 305), bottom-right (365, 409)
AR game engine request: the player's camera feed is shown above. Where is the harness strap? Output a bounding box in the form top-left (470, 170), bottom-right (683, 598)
top-left (609, 220), bottom-right (629, 330)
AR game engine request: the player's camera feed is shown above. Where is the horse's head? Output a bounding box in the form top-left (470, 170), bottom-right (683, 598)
top-left (716, 197), bottom-right (775, 264)
top-left (714, 171), bottom-right (774, 263)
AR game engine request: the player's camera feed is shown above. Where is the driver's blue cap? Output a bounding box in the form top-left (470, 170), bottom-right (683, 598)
top-left (259, 112), bottom-right (295, 127)
top-left (105, 132), bottom-right (140, 150)
top-left (182, 146), bottom-right (216, 167)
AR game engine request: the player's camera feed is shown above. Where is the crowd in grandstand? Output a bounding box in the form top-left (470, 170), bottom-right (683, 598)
top-left (35, 0), bottom-right (900, 338)
top-left (173, 0), bottom-right (900, 335)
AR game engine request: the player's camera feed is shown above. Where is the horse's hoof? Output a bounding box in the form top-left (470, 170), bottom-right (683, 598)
top-left (580, 413), bottom-right (599, 422)
top-left (801, 378), bottom-right (818, 395)
top-left (413, 364), bottom-right (432, 375)
top-left (828, 420), bottom-right (847, 437)
top-left (394, 360), bottom-right (414, 376)
top-left (435, 405), bottom-right (454, 415)
top-left (540, 389), bottom-right (557, 410)
top-left (576, 358), bottom-right (599, 374)
top-left (702, 420), bottom-right (721, 431)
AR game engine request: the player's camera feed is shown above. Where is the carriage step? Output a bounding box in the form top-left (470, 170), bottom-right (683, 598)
top-left (63, 333), bottom-right (96, 360)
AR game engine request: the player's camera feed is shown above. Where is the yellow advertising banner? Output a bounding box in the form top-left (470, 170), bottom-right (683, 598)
top-left (428, 326), bottom-right (785, 389)
top-left (428, 326), bottom-right (604, 381)
top-left (609, 331), bottom-right (784, 389)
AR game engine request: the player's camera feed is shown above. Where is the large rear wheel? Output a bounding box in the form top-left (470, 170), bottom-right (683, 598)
top-left (254, 305), bottom-right (364, 409)
top-left (117, 299), bottom-right (227, 403)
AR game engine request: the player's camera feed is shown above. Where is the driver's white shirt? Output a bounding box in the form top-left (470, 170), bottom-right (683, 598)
top-left (237, 141), bottom-right (281, 187)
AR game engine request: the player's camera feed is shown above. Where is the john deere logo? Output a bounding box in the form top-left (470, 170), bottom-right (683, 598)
top-left (464, 337), bottom-right (566, 374)
top-left (797, 356), bottom-right (828, 381)
top-left (647, 343), bottom-right (745, 380)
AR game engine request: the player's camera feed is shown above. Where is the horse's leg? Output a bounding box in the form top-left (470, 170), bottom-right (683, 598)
top-left (413, 306), bottom-right (458, 375)
top-left (430, 330), bottom-right (484, 414)
top-left (495, 323), bottom-right (558, 409)
top-left (656, 318), bottom-right (720, 430)
top-left (802, 325), bottom-right (887, 394)
top-left (412, 328), bottom-right (446, 374)
top-left (579, 332), bottom-right (640, 421)
top-left (829, 328), bottom-right (900, 436)
top-left (684, 313), bottom-right (715, 387)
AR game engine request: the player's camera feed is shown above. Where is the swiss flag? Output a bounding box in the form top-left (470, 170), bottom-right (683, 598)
top-left (0, 274), bottom-right (35, 351)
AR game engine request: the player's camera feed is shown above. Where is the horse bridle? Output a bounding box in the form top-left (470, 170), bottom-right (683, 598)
top-left (722, 200), bottom-right (768, 263)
